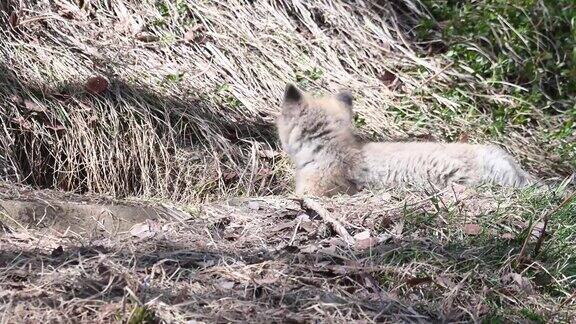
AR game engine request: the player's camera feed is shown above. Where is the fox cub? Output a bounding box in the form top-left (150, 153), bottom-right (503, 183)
top-left (276, 84), bottom-right (534, 197)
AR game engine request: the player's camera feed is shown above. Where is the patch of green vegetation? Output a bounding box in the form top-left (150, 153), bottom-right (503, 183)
top-left (127, 305), bottom-right (157, 324)
top-left (295, 67), bottom-right (324, 87)
top-left (155, 0), bottom-right (189, 19)
top-left (418, 0), bottom-right (576, 166)
top-left (481, 314), bottom-right (505, 324)
top-left (353, 112), bottom-right (366, 128)
top-left (421, 0), bottom-right (575, 106)
top-left (162, 72), bottom-right (184, 84)
top-left (520, 308), bottom-right (546, 324)
top-left (382, 186), bottom-right (575, 316)
top-left (151, 0), bottom-right (195, 28)
top-left (216, 83), bottom-right (243, 109)
top-left (181, 204), bottom-right (201, 218)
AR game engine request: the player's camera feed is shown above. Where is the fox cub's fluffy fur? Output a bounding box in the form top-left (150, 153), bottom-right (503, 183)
top-left (277, 84), bottom-right (534, 196)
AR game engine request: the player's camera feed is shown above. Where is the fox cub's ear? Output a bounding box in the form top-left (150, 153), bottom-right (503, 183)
top-left (336, 91), bottom-right (353, 109)
top-left (283, 84), bottom-right (303, 104)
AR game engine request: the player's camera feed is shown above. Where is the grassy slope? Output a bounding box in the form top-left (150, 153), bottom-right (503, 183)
top-left (0, 0), bottom-right (575, 323)
top-left (0, 0), bottom-right (574, 203)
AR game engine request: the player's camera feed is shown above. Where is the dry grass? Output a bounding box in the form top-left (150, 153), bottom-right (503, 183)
top-left (0, 183), bottom-right (575, 323)
top-left (1, 0), bottom-right (575, 323)
top-left (0, 0), bottom-right (573, 203)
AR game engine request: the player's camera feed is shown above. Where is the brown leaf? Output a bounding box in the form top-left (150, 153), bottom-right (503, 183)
top-left (86, 76), bottom-right (109, 94)
top-left (222, 171), bottom-right (237, 181)
top-left (501, 232), bottom-right (515, 240)
top-left (435, 275), bottom-right (456, 288)
top-left (379, 70), bottom-right (397, 85)
top-left (9, 11), bottom-right (19, 28)
top-left (450, 183), bottom-right (467, 196)
top-left (45, 124), bottom-right (66, 132)
top-left (354, 231), bottom-right (377, 250)
top-left (319, 244), bottom-right (338, 254)
top-left (501, 272), bottom-right (534, 294)
top-left (300, 244), bottom-right (319, 253)
top-left (405, 276), bottom-right (433, 287)
top-left (254, 275), bottom-right (279, 285)
top-left (458, 133), bottom-right (469, 143)
top-left (531, 221), bottom-right (546, 239)
top-left (412, 133), bottom-right (436, 141)
top-left (355, 237), bottom-right (378, 250)
top-left (463, 223), bottom-right (482, 235)
top-left (325, 237), bottom-right (346, 247)
top-left (256, 167), bottom-right (271, 177)
top-left (135, 32), bottom-right (159, 42)
top-left (184, 28), bottom-right (197, 42)
top-left (299, 220), bottom-right (317, 234)
top-left (354, 230), bottom-right (371, 241)
top-left (184, 25), bottom-right (208, 44)
top-left (392, 219), bottom-right (405, 236)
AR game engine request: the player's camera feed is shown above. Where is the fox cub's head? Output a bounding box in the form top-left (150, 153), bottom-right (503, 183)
top-left (276, 84), bottom-right (355, 154)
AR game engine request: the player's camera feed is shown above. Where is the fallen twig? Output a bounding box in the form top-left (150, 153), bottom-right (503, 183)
top-left (532, 190), bottom-right (576, 257)
top-left (558, 289), bottom-right (576, 309)
top-left (301, 197), bottom-right (356, 246)
top-left (516, 190), bottom-right (576, 265)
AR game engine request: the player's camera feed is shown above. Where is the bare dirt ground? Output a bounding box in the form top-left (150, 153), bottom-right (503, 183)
top-left (1, 182), bottom-right (575, 323)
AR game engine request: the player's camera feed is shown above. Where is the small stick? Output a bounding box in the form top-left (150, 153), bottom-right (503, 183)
top-left (301, 197), bottom-right (356, 246)
top-left (533, 190), bottom-right (576, 257)
top-left (558, 289), bottom-right (576, 309)
top-left (419, 62), bottom-right (455, 87)
top-left (517, 190), bottom-right (576, 265)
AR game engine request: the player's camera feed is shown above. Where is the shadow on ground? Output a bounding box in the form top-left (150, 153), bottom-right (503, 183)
top-left (0, 62), bottom-right (285, 200)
